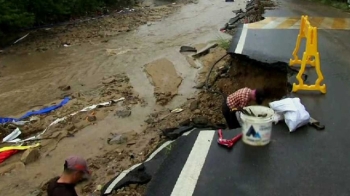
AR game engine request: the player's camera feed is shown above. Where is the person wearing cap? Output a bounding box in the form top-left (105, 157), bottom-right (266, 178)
top-left (47, 156), bottom-right (90, 196)
top-left (222, 87), bottom-right (265, 129)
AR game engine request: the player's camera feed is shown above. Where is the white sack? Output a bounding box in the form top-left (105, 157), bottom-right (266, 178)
top-left (269, 98), bottom-right (310, 132)
top-left (272, 112), bottom-right (284, 124)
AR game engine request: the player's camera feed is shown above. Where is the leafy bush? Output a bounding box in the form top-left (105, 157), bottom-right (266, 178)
top-left (0, 0), bottom-right (135, 37)
top-left (0, 0), bottom-right (35, 35)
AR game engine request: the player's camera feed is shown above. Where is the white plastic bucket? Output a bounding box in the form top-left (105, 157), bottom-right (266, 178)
top-left (240, 105), bottom-right (275, 146)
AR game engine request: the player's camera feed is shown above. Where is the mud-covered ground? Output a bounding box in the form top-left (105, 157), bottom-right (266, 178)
top-left (0, 0), bottom-right (285, 195)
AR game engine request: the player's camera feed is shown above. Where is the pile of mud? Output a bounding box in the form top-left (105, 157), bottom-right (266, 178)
top-left (145, 58), bottom-right (182, 106)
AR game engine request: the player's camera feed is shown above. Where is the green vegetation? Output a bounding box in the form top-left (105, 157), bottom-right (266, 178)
top-left (165, 143), bottom-right (173, 155)
top-left (310, 0), bottom-right (349, 11)
top-left (0, 0), bottom-right (135, 38)
top-left (216, 36), bottom-right (231, 50)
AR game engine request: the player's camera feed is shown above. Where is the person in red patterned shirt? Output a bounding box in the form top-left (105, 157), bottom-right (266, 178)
top-left (222, 87), bottom-right (265, 129)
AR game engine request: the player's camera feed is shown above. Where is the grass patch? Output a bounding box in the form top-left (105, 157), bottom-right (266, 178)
top-left (165, 143), bottom-right (173, 155)
top-left (215, 36), bottom-right (231, 50)
top-left (310, 0), bottom-right (349, 11)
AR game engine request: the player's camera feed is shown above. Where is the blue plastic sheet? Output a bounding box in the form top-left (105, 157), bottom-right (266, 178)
top-left (0, 97), bottom-right (70, 124)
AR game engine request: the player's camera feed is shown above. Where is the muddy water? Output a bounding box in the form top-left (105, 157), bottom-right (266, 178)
top-left (0, 0), bottom-right (247, 195)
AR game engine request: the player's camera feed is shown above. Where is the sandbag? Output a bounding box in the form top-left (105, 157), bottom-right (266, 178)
top-left (269, 98), bottom-right (310, 132)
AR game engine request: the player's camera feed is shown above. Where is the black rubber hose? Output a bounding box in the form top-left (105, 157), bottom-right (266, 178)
top-left (204, 53), bottom-right (230, 97)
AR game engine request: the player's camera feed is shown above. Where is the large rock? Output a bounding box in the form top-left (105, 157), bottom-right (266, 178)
top-left (21, 148), bottom-right (40, 165)
top-left (190, 100), bottom-right (199, 111)
top-left (108, 134), bottom-right (128, 145)
top-left (58, 85), bottom-right (71, 91)
top-left (115, 110), bottom-right (132, 118)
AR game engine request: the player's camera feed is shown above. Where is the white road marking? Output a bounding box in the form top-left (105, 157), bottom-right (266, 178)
top-left (104, 163), bottom-right (142, 194)
top-left (182, 128), bottom-right (195, 136)
top-left (146, 140), bottom-right (174, 162)
top-left (171, 130), bottom-right (215, 196)
top-left (262, 17), bottom-right (287, 29)
top-left (319, 17), bottom-right (333, 29)
top-left (289, 20), bottom-right (301, 29)
top-left (104, 140), bottom-right (174, 194)
top-left (235, 24), bottom-right (248, 54)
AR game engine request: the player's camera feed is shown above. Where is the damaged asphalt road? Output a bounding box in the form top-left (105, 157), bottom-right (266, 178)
top-left (116, 1), bottom-right (350, 196)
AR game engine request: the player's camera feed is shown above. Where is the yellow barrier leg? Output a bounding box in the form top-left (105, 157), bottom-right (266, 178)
top-left (293, 52), bottom-right (326, 93)
top-left (314, 52), bottom-right (326, 93)
top-left (289, 34), bottom-right (302, 66)
top-left (290, 15), bottom-right (306, 66)
top-left (292, 52), bottom-right (308, 92)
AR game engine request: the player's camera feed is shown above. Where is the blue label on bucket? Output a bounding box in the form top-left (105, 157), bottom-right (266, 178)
top-left (246, 126), bottom-right (261, 139)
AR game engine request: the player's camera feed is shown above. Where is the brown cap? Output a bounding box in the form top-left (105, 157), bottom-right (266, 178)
top-left (64, 156), bottom-right (90, 175)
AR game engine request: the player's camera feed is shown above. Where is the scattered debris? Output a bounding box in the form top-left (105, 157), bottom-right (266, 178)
top-left (13, 33), bottom-right (30, 44)
top-left (0, 97), bottom-right (70, 124)
top-left (29, 116), bottom-right (40, 122)
top-left (145, 118), bottom-right (154, 124)
top-left (191, 43), bottom-right (218, 58)
top-left (171, 108), bottom-right (184, 113)
top-left (189, 100), bottom-right (199, 111)
top-left (180, 46), bottom-right (197, 53)
top-left (86, 112), bottom-right (97, 122)
top-left (21, 148), bottom-right (40, 165)
top-left (192, 116), bottom-right (209, 127)
top-left (193, 109), bottom-right (201, 115)
top-left (96, 184), bottom-right (103, 191)
top-left (221, 0), bottom-right (274, 33)
top-left (127, 142), bottom-right (136, 146)
top-left (106, 48), bottom-right (132, 56)
top-left (102, 78), bottom-right (116, 84)
top-left (0, 150), bottom-right (19, 164)
top-left (58, 85), bottom-right (71, 91)
top-left (108, 134), bottom-right (128, 145)
top-left (115, 110), bottom-right (132, 118)
top-left (2, 128), bottom-right (21, 143)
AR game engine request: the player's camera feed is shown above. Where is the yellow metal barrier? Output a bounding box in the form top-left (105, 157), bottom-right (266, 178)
top-left (289, 15), bottom-right (326, 94)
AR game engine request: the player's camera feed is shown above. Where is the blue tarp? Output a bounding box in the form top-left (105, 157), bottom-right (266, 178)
top-left (0, 97), bottom-right (70, 124)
